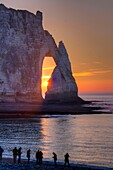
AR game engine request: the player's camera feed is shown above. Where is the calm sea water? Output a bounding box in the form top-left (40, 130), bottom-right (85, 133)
top-left (80, 93), bottom-right (113, 113)
top-left (0, 94), bottom-right (113, 168)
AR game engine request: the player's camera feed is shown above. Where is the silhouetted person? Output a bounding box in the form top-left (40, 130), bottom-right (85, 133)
top-left (18, 147), bottom-right (22, 163)
top-left (64, 153), bottom-right (70, 166)
top-left (12, 147), bottom-right (18, 163)
top-left (27, 149), bottom-right (31, 163)
top-left (0, 146), bottom-right (4, 161)
top-left (36, 150), bottom-right (40, 164)
top-left (39, 150), bottom-right (43, 165)
top-left (52, 152), bottom-right (57, 166)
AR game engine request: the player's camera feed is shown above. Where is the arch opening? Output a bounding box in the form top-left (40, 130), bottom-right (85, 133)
top-left (41, 57), bottom-right (56, 98)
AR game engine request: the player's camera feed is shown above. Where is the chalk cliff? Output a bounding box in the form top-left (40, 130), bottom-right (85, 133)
top-left (0, 4), bottom-right (82, 103)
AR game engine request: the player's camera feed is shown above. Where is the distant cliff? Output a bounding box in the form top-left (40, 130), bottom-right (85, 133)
top-left (0, 4), bottom-right (82, 103)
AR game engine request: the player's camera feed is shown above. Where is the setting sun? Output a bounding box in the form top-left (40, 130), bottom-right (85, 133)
top-left (42, 81), bottom-right (48, 87)
top-left (42, 57), bottom-right (56, 96)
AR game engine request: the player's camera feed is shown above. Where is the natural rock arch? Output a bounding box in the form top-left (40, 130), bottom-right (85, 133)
top-left (38, 31), bottom-right (79, 102)
top-left (0, 4), bottom-right (82, 103)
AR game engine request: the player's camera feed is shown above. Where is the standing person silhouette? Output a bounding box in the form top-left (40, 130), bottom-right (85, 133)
top-left (18, 147), bottom-right (22, 163)
top-left (39, 150), bottom-right (43, 165)
top-left (64, 153), bottom-right (70, 166)
top-left (27, 149), bottom-right (31, 163)
top-left (12, 147), bottom-right (18, 163)
top-left (0, 146), bottom-right (4, 161)
top-left (52, 152), bottom-right (57, 166)
top-left (36, 150), bottom-right (40, 164)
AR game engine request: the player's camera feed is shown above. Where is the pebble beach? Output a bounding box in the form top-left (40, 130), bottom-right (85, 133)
top-left (0, 158), bottom-right (112, 170)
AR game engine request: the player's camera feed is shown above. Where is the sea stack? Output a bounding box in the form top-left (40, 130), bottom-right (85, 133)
top-left (45, 42), bottom-right (83, 104)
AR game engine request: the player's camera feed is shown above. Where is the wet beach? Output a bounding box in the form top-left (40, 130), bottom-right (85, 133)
top-left (0, 158), bottom-right (112, 170)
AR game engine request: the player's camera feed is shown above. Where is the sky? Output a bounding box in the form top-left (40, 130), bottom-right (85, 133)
top-left (1, 0), bottom-right (113, 95)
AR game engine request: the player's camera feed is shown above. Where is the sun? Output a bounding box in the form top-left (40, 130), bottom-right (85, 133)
top-left (42, 81), bottom-right (48, 87)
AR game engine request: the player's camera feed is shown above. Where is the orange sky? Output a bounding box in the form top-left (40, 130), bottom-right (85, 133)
top-left (2, 0), bottom-right (113, 95)
top-left (42, 58), bottom-right (113, 95)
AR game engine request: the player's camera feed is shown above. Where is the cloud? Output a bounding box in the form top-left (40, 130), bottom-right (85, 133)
top-left (42, 69), bottom-right (113, 79)
top-left (94, 61), bottom-right (101, 64)
top-left (43, 67), bottom-right (55, 70)
top-left (73, 70), bottom-right (112, 77)
top-left (91, 70), bottom-right (112, 74)
top-left (42, 75), bottom-right (51, 79)
top-left (73, 72), bottom-right (92, 77)
top-left (80, 62), bottom-right (87, 65)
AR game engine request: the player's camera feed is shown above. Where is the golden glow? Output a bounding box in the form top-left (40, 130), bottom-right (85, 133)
top-left (43, 67), bottom-right (55, 70)
top-left (42, 75), bottom-right (51, 79)
top-left (42, 57), bottom-right (56, 97)
top-left (42, 67), bottom-right (113, 95)
top-left (77, 79), bottom-right (113, 94)
top-left (42, 81), bottom-right (48, 87)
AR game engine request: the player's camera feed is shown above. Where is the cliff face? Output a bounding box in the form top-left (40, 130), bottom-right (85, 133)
top-left (0, 4), bottom-right (45, 100)
top-left (0, 4), bottom-right (81, 103)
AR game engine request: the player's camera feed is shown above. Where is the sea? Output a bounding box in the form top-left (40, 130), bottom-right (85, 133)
top-left (0, 93), bottom-right (113, 169)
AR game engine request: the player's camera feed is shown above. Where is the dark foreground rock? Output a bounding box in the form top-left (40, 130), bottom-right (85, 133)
top-left (0, 101), bottom-right (109, 118)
